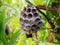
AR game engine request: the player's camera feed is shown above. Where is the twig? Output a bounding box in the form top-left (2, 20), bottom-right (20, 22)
top-left (25, 0), bottom-right (55, 29)
top-left (36, 5), bottom-right (59, 13)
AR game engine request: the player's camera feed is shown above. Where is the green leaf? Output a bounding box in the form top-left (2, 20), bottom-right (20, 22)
top-left (6, 0), bottom-right (12, 4)
top-left (46, 10), bottom-right (58, 19)
top-left (9, 29), bottom-right (21, 45)
top-left (55, 33), bottom-right (60, 40)
top-left (0, 7), bottom-right (7, 45)
top-left (0, 40), bottom-right (4, 45)
top-left (30, 0), bottom-right (45, 5)
top-left (56, 18), bottom-right (60, 27)
top-left (5, 16), bottom-right (13, 23)
top-left (0, 0), bottom-right (2, 7)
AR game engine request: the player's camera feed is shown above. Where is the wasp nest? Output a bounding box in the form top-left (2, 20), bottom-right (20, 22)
top-left (20, 4), bottom-right (42, 32)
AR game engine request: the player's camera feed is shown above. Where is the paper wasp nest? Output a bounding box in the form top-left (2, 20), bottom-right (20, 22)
top-left (20, 4), bottom-right (42, 32)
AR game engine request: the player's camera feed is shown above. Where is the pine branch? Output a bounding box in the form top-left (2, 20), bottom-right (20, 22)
top-left (25, 0), bottom-right (55, 29)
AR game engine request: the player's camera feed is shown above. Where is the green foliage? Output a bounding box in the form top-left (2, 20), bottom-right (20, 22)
top-left (56, 18), bottom-right (60, 27)
top-left (0, 0), bottom-right (59, 45)
top-left (0, 0), bottom-right (2, 7)
top-left (9, 30), bottom-right (21, 45)
top-left (0, 40), bottom-right (4, 45)
top-left (6, 0), bottom-right (12, 4)
top-left (37, 30), bottom-right (48, 42)
top-left (30, 0), bottom-right (46, 5)
top-left (0, 6), bottom-right (7, 45)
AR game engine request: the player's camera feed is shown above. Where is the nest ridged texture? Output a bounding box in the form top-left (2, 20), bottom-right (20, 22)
top-left (20, 4), bottom-right (42, 31)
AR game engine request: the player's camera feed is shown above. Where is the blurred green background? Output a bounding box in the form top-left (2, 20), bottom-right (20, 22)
top-left (0, 0), bottom-right (59, 45)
